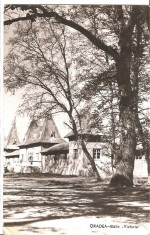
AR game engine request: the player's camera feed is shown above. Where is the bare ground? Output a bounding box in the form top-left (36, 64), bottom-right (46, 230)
top-left (3, 173), bottom-right (150, 235)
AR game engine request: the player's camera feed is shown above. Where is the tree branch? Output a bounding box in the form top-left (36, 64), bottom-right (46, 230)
top-left (4, 5), bottom-right (119, 60)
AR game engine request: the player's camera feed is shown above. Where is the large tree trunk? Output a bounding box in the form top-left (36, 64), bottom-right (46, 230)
top-left (110, 59), bottom-right (136, 187)
top-left (110, 97), bottom-right (136, 186)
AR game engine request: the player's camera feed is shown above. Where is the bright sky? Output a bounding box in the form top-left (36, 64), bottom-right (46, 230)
top-left (3, 26), bottom-right (29, 140)
top-left (3, 89), bottom-right (70, 141)
top-left (3, 90), bottom-right (27, 141)
top-left (3, 18), bottom-right (71, 141)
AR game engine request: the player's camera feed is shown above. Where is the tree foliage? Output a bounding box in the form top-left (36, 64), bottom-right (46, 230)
top-left (4, 5), bottom-right (149, 186)
top-left (4, 20), bottom-right (104, 180)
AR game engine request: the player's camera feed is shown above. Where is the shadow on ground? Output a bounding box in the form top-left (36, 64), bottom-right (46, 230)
top-left (3, 173), bottom-right (150, 227)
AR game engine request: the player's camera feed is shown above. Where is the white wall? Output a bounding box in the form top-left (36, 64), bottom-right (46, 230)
top-left (133, 158), bottom-right (148, 178)
top-left (69, 141), bottom-right (112, 178)
top-left (20, 146), bottom-right (42, 167)
top-left (4, 156), bottom-right (21, 173)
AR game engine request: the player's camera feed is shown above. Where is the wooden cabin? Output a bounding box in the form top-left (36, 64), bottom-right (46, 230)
top-left (133, 147), bottom-right (148, 178)
top-left (4, 116), bottom-right (148, 178)
top-left (4, 118), bottom-right (21, 172)
top-left (41, 143), bottom-right (69, 174)
top-left (61, 130), bottom-right (112, 178)
top-left (40, 130), bottom-right (112, 177)
top-left (19, 116), bottom-right (66, 173)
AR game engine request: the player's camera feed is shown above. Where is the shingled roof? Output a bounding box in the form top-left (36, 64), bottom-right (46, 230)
top-left (4, 118), bottom-right (20, 150)
top-left (4, 150), bottom-right (20, 157)
top-left (41, 143), bottom-right (69, 155)
top-left (65, 129), bottom-right (104, 138)
top-left (19, 116), bottom-right (65, 147)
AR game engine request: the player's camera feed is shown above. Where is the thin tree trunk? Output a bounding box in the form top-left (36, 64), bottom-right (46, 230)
top-left (147, 157), bottom-right (150, 184)
top-left (80, 139), bottom-right (102, 181)
top-left (70, 114), bottom-right (102, 181)
top-left (109, 82), bottom-right (116, 173)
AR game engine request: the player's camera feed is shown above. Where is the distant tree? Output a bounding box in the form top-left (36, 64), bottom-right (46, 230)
top-left (4, 5), bottom-right (149, 186)
top-left (131, 19), bottom-right (150, 181)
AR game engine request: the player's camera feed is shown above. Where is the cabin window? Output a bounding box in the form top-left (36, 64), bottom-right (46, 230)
top-left (35, 153), bottom-right (39, 161)
top-left (13, 140), bottom-right (16, 145)
top-left (93, 148), bottom-right (100, 159)
top-left (73, 149), bottom-right (78, 158)
top-left (136, 156), bottom-right (142, 159)
top-left (28, 152), bottom-right (33, 162)
top-left (135, 149), bottom-right (143, 159)
top-left (51, 131), bottom-right (55, 137)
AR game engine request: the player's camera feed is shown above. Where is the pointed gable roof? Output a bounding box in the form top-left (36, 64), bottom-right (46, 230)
top-left (41, 115), bottom-right (61, 141)
top-left (21, 119), bottom-right (39, 145)
top-left (4, 117), bottom-right (20, 150)
top-left (19, 115), bottom-right (65, 147)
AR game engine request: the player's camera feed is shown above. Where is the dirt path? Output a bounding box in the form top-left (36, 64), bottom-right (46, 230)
top-left (3, 173), bottom-right (150, 234)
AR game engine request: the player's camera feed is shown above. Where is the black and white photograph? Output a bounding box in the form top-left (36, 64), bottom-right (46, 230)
top-left (2, 2), bottom-right (150, 235)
